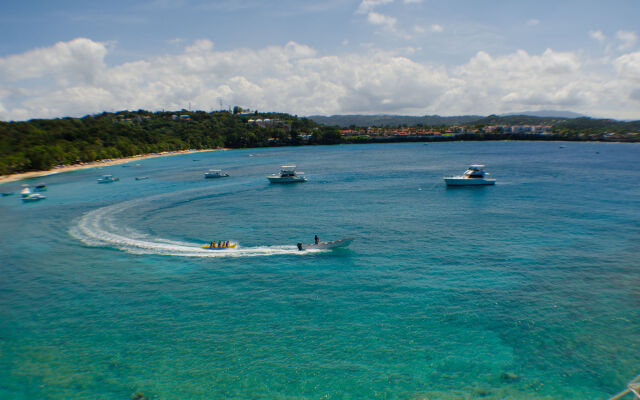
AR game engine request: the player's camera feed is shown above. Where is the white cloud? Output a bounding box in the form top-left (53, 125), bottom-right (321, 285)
top-left (614, 52), bottom-right (640, 79)
top-left (413, 24), bottom-right (443, 34)
top-left (616, 30), bottom-right (637, 51)
top-left (0, 38), bottom-right (107, 85)
top-left (1, 38), bottom-right (639, 120)
top-left (367, 11), bottom-right (397, 30)
top-left (589, 30), bottom-right (605, 43)
top-left (356, 0), bottom-right (394, 14)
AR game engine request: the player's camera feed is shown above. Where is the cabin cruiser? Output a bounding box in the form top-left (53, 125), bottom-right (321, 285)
top-left (204, 169), bottom-right (229, 179)
top-left (296, 237), bottom-right (354, 251)
top-left (444, 165), bottom-right (496, 186)
top-left (267, 165), bottom-right (307, 183)
top-left (97, 174), bottom-right (119, 183)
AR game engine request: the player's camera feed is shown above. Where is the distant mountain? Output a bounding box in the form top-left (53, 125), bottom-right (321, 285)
top-left (500, 110), bottom-right (586, 118)
top-left (474, 115), bottom-right (572, 126)
top-left (308, 114), bottom-right (484, 128)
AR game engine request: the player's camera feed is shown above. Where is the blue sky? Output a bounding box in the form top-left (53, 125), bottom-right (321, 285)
top-left (1, 0), bottom-right (639, 120)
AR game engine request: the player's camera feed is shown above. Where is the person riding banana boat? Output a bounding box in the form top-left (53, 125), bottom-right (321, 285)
top-left (202, 240), bottom-right (237, 249)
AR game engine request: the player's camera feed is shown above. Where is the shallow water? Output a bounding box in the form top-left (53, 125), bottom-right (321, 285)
top-left (1, 141), bottom-right (639, 399)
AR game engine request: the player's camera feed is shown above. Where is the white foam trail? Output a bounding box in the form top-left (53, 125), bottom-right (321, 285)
top-left (70, 195), bottom-right (323, 258)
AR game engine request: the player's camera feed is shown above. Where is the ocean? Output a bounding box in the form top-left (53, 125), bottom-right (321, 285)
top-left (0, 141), bottom-right (638, 399)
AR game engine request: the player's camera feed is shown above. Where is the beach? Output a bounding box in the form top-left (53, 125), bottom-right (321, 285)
top-left (0, 149), bottom-right (222, 185)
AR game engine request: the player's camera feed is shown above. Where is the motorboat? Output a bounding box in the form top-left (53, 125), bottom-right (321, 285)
top-left (34, 184), bottom-right (47, 192)
top-left (97, 175), bottom-right (119, 183)
top-left (20, 186), bottom-right (32, 197)
top-left (297, 237), bottom-right (354, 251)
top-left (202, 241), bottom-right (237, 250)
top-left (22, 193), bottom-right (47, 202)
top-left (135, 176), bottom-right (150, 181)
top-left (204, 169), bottom-right (229, 179)
top-left (267, 165), bottom-right (307, 183)
top-left (444, 165), bottom-right (496, 186)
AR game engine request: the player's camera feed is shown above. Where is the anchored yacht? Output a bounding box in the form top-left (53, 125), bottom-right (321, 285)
top-left (444, 165), bottom-right (496, 186)
top-left (267, 165), bottom-right (307, 183)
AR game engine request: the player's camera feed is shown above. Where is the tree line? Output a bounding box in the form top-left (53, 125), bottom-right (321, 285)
top-left (0, 110), bottom-right (341, 175)
top-left (2, 110), bottom-right (637, 175)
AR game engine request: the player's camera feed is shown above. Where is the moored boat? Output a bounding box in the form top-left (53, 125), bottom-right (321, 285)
top-left (20, 186), bottom-right (32, 197)
top-left (204, 169), bottom-right (229, 179)
top-left (97, 174), bottom-right (119, 183)
top-left (22, 193), bottom-right (47, 202)
top-left (267, 165), bottom-right (307, 183)
top-left (444, 165), bottom-right (496, 186)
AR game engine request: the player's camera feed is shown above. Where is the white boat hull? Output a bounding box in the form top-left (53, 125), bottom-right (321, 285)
top-left (444, 177), bottom-right (495, 186)
top-left (267, 176), bottom-right (307, 183)
top-left (300, 237), bottom-right (354, 250)
top-left (22, 194), bottom-right (46, 202)
top-left (98, 177), bottom-right (119, 183)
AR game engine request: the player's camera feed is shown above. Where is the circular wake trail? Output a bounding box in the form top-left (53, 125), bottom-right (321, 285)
top-left (70, 196), bottom-right (321, 258)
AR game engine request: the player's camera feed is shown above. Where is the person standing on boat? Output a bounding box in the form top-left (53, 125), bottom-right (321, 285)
top-left (314, 235), bottom-right (319, 245)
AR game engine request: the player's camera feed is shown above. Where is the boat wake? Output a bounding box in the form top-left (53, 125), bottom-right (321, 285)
top-left (70, 195), bottom-right (323, 258)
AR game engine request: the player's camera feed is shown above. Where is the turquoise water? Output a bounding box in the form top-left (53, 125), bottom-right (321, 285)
top-left (1, 141), bottom-right (639, 399)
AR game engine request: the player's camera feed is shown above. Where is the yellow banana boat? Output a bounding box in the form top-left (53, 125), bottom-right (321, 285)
top-left (202, 242), bottom-right (237, 249)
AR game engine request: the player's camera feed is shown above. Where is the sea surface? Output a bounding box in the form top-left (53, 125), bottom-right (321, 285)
top-left (1, 141), bottom-right (639, 400)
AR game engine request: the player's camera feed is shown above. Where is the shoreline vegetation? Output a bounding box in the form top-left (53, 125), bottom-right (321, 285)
top-left (0, 149), bottom-right (220, 184)
top-left (1, 109), bottom-right (638, 181)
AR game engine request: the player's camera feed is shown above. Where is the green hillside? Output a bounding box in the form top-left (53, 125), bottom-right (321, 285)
top-left (0, 110), bottom-right (339, 175)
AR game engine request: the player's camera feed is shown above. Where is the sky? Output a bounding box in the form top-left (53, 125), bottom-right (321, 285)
top-left (0, 0), bottom-right (639, 121)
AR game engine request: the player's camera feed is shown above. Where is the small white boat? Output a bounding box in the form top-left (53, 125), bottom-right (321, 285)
top-left (297, 237), bottom-right (354, 251)
top-left (20, 187), bottom-right (32, 197)
top-left (22, 193), bottom-right (47, 202)
top-left (267, 165), bottom-right (307, 183)
top-left (97, 174), bottom-right (119, 183)
top-left (204, 169), bottom-right (229, 179)
top-left (444, 165), bottom-right (496, 186)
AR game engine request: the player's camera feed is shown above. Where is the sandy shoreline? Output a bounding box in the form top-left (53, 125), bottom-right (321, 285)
top-left (0, 149), bottom-right (223, 185)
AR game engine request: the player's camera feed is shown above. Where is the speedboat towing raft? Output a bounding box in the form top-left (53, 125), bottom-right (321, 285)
top-left (297, 237), bottom-right (354, 251)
